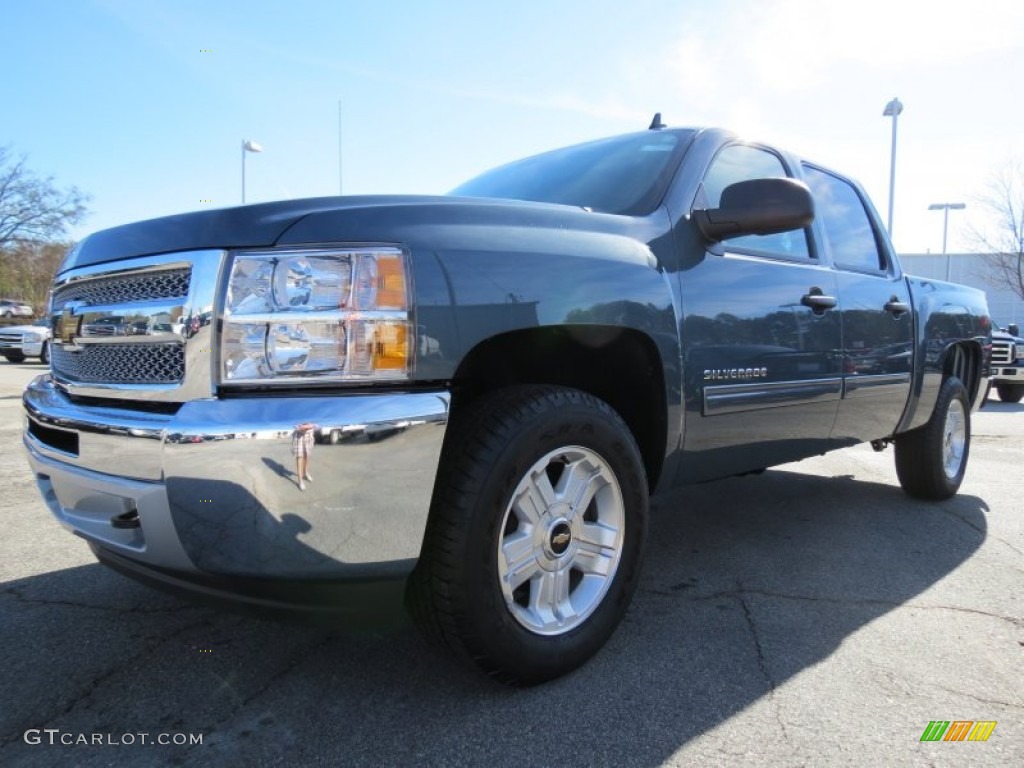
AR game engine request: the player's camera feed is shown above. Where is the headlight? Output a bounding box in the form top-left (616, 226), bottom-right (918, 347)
top-left (1016, 342), bottom-right (1024, 361)
top-left (221, 247), bottom-right (412, 384)
top-left (23, 332), bottom-right (44, 342)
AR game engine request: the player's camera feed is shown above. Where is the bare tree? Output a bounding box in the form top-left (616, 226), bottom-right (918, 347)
top-left (0, 241), bottom-right (70, 314)
top-left (969, 159), bottom-right (1024, 301)
top-left (0, 146), bottom-right (88, 250)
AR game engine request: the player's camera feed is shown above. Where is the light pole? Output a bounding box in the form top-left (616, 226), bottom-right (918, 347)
top-left (882, 97), bottom-right (903, 238)
top-left (928, 202), bottom-right (966, 281)
top-left (241, 139), bottom-right (263, 204)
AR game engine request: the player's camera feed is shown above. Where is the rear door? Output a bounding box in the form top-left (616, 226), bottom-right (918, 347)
top-left (801, 164), bottom-right (913, 442)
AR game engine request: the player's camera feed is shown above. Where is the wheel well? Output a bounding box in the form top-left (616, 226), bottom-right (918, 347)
top-left (943, 341), bottom-right (983, 404)
top-left (450, 326), bottom-right (668, 490)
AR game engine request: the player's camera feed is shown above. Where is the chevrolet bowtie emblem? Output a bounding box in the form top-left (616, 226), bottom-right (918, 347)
top-left (58, 304), bottom-right (84, 349)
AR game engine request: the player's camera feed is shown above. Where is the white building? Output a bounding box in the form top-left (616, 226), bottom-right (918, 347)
top-left (899, 253), bottom-right (1024, 327)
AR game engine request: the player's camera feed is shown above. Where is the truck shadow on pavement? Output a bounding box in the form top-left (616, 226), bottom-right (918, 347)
top-left (0, 469), bottom-right (987, 766)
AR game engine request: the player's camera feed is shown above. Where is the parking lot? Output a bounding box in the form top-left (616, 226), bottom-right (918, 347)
top-left (0, 360), bottom-right (1021, 767)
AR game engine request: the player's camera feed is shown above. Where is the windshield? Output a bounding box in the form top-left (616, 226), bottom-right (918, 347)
top-left (451, 129), bottom-right (693, 216)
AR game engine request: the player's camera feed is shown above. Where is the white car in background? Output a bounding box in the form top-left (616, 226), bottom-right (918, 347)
top-left (0, 319), bottom-right (51, 363)
top-left (0, 299), bottom-right (34, 318)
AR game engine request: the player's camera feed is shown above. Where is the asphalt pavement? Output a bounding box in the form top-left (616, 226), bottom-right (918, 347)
top-left (1, 361), bottom-right (1021, 767)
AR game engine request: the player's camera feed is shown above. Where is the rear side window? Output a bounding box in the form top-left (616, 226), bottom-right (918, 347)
top-left (699, 144), bottom-right (810, 259)
top-left (802, 165), bottom-right (886, 273)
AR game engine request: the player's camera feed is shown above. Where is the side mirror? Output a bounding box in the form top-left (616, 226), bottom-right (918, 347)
top-left (1009, 323), bottom-right (1020, 337)
top-left (693, 177), bottom-right (814, 242)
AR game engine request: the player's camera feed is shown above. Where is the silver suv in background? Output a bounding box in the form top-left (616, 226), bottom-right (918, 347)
top-left (0, 319), bottom-right (51, 364)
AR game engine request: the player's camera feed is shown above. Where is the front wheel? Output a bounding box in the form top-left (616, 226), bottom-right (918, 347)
top-left (894, 376), bottom-right (970, 500)
top-left (409, 385), bottom-right (648, 685)
top-left (39, 342), bottom-right (49, 365)
top-left (995, 382), bottom-right (1024, 403)
top-left (3, 351), bottom-right (25, 363)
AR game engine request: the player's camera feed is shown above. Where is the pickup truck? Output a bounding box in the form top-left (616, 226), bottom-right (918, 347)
top-left (1, 319), bottom-right (51, 363)
top-left (989, 323), bottom-right (1024, 402)
top-left (23, 123), bottom-right (990, 684)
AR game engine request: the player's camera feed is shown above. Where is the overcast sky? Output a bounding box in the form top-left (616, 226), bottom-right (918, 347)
top-left (4, 0), bottom-right (1023, 254)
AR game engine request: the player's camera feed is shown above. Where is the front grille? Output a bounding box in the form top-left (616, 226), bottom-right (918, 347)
top-left (52, 268), bottom-right (191, 307)
top-left (51, 344), bottom-right (185, 384)
top-left (992, 340), bottom-right (1013, 365)
top-left (0, 332), bottom-right (22, 343)
top-left (48, 252), bottom-right (219, 401)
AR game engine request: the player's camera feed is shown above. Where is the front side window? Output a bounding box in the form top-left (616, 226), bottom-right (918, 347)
top-left (802, 165), bottom-right (886, 273)
top-left (699, 144), bottom-right (810, 259)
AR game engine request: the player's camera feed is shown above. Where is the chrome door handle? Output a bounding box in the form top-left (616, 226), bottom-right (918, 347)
top-left (885, 297), bottom-right (910, 316)
top-left (801, 289), bottom-right (837, 314)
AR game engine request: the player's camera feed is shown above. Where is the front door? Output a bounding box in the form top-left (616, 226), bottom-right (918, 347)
top-left (678, 144), bottom-right (842, 483)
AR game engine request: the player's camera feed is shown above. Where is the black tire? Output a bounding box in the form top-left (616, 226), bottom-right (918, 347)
top-left (408, 385), bottom-right (648, 685)
top-left (995, 382), bottom-right (1024, 403)
top-left (39, 342), bottom-right (49, 365)
top-left (894, 376), bottom-right (970, 500)
top-left (3, 351), bottom-right (25, 363)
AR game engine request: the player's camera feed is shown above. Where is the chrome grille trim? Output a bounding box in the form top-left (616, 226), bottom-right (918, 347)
top-left (991, 340), bottom-right (1013, 366)
top-left (52, 267), bottom-right (192, 306)
top-left (50, 251), bottom-right (225, 402)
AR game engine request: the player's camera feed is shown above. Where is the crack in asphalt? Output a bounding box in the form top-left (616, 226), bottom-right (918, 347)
top-left (644, 585), bottom-right (1024, 629)
top-left (174, 634), bottom-right (338, 760)
top-left (735, 584), bottom-right (790, 745)
top-left (0, 585), bottom-right (204, 616)
top-left (0, 616), bottom-right (219, 748)
top-left (923, 682), bottom-right (1024, 711)
top-left (937, 505), bottom-right (1024, 559)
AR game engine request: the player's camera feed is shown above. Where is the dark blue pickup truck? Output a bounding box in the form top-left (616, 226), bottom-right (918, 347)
top-left (24, 123), bottom-right (990, 684)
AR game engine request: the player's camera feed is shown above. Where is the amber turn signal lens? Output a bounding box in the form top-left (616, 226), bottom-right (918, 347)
top-left (373, 322), bottom-right (407, 370)
top-left (375, 254), bottom-right (407, 309)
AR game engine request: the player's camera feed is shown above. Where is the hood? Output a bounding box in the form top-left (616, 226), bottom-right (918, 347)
top-left (993, 329), bottom-right (1024, 343)
top-left (64, 194), bottom-right (642, 273)
top-left (65, 195), bottom-right (478, 271)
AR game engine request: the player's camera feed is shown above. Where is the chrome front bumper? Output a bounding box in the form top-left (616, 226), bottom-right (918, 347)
top-left (992, 365), bottom-right (1022, 382)
top-left (24, 375), bottom-right (449, 582)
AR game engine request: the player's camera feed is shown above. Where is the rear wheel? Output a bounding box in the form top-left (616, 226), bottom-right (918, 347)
top-left (894, 376), bottom-right (970, 500)
top-left (409, 385), bottom-right (648, 685)
top-left (995, 382), bottom-right (1024, 403)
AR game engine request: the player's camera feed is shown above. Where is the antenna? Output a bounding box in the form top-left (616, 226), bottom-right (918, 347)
top-left (649, 112), bottom-right (666, 130)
